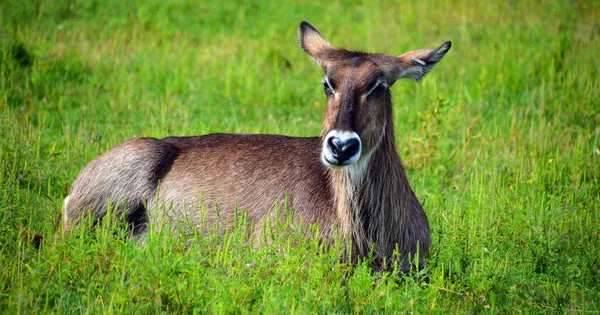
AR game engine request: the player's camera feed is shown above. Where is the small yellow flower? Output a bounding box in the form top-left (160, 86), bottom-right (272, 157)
top-left (527, 179), bottom-right (533, 183)
top-left (548, 158), bottom-right (553, 164)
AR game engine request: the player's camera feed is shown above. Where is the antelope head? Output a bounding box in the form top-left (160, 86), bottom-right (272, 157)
top-left (299, 21), bottom-right (451, 170)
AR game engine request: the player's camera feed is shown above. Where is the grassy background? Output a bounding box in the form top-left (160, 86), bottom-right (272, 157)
top-left (1, 0), bottom-right (599, 312)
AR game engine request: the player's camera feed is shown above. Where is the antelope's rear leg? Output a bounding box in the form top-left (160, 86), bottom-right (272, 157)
top-left (63, 138), bottom-right (180, 234)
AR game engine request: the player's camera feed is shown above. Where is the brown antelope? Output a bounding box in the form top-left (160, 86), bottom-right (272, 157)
top-left (64, 21), bottom-right (451, 271)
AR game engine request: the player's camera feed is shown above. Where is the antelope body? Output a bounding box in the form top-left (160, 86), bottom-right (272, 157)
top-left (64, 21), bottom-right (451, 270)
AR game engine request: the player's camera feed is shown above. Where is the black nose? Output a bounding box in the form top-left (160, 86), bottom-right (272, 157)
top-left (327, 137), bottom-right (360, 164)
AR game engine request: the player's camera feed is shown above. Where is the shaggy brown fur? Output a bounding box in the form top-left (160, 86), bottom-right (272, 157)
top-left (64, 21), bottom-right (451, 271)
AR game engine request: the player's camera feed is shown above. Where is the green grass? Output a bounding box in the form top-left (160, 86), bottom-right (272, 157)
top-left (1, 0), bottom-right (599, 312)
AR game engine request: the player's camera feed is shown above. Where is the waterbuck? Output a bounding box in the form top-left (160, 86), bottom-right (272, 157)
top-left (64, 21), bottom-right (451, 271)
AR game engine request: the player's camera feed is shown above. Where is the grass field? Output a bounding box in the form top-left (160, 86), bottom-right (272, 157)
top-left (1, 0), bottom-right (599, 313)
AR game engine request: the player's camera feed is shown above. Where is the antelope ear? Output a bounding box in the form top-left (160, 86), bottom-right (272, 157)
top-left (298, 21), bottom-right (333, 63)
top-left (395, 41), bottom-right (452, 82)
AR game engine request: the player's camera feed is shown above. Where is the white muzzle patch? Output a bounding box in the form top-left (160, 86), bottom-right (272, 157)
top-left (322, 130), bottom-right (362, 167)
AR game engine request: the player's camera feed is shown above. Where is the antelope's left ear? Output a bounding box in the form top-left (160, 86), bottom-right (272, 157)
top-left (395, 41), bottom-right (452, 82)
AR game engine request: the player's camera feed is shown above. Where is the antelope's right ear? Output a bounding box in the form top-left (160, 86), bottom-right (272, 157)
top-left (299, 21), bottom-right (333, 63)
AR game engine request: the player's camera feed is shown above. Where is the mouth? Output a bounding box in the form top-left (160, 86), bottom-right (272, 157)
top-left (321, 154), bottom-right (357, 169)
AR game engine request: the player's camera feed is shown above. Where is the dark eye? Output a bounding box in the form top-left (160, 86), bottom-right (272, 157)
top-left (371, 83), bottom-right (383, 94)
top-left (365, 80), bottom-right (387, 98)
top-left (323, 81), bottom-right (333, 95)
